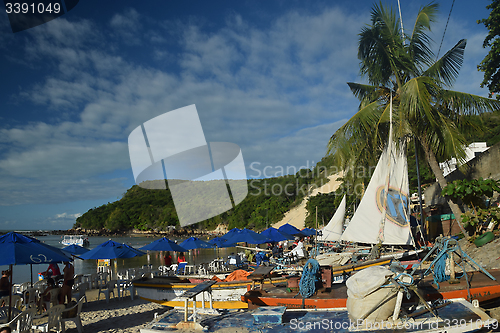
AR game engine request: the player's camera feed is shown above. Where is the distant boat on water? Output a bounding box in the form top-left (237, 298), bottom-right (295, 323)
top-left (61, 235), bottom-right (89, 247)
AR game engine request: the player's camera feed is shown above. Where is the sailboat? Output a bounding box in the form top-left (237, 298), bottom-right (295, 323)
top-left (318, 194), bottom-right (346, 242)
top-left (242, 96), bottom-right (500, 309)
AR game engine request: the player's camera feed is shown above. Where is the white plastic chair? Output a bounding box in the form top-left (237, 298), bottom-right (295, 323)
top-left (6, 307), bottom-right (35, 333)
top-left (97, 280), bottom-right (116, 303)
top-left (42, 288), bottom-right (61, 313)
top-left (22, 288), bottom-right (38, 311)
top-left (61, 297), bottom-right (84, 333)
top-left (71, 283), bottom-right (87, 306)
top-left (33, 280), bottom-right (47, 294)
top-left (117, 280), bottom-right (134, 300)
top-left (32, 304), bottom-right (65, 333)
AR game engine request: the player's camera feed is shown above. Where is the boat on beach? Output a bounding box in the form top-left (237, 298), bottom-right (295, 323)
top-left (61, 235), bottom-right (89, 247)
top-left (242, 267), bottom-right (500, 309)
top-left (133, 270), bottom-right (288, 309)
top-left (141, 298), bottom-right (497, 333)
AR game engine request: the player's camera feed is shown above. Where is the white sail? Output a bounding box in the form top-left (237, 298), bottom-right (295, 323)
top-left (319, 194), bottom-right (346, 242)
top-left (340, 141), bottom-right (413, 245)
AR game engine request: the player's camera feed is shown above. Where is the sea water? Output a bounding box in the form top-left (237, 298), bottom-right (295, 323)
top-left (0, 234), bottom-right (239, 284)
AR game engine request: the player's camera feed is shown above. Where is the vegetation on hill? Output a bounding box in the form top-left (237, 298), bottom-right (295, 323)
top-left (75, 169), bottom-right (324, 232)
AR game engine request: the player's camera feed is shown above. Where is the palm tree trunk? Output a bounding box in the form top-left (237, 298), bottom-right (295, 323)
top-left (419, 138), bottom-right (469, 239)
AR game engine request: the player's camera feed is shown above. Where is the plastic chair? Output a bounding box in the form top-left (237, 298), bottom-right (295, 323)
top-left (0, 295), bottom-right (22, 309)
top-left (89, 273), bottom-right (98, 289)
top-left (6, 307), bottom-right (35, 333)
top-left (15, 282), bottom-right (31, 295)
top-left (98, 280), bottom-right (116, 303)
top-left (175, 262), bottom-right (187, 275)
top-left (117, 280), bottom-right (135, 300)
top-left (42, 288), bottom-right (61, 313)
top-left (61, 297), bottom-right (84, 333)
top-left (22, 288), bottom-right (38, 311)
top-left (71, 282), bottom-right (88, 306)
top-left (32, 304), bottom-right (65, 333)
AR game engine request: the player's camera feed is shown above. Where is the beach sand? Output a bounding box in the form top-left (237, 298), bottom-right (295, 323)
top-left (33, 289), bottom-right (167, 333)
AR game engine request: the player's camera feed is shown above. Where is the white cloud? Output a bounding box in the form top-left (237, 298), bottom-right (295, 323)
top-left (0, 3), bottom-right (489, 211)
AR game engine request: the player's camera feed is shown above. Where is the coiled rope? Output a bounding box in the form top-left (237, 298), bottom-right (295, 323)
top-left (299, 259), bottom-right (320, 298)
top-left (424, 238), bottom-right (464, 290)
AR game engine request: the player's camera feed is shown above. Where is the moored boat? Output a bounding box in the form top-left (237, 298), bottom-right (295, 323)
top-left (242, 267), bottom-right (500, 309)
top-left (133, 271), bottom-right (288, 309)
top-left (61, 235), bottom-right (89, 247)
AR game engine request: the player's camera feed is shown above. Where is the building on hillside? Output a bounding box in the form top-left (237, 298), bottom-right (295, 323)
top-left (422, 141), bottom-right (500, 239)
top-left (439, 142), bottom-right (489, 177)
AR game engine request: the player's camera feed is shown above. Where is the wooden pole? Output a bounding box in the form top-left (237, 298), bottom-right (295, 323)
top-left (315, 206), bottom-right (318, 258)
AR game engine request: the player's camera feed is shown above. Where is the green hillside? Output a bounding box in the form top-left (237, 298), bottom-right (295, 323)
top-left (74, 166), bottom-right (332, 232)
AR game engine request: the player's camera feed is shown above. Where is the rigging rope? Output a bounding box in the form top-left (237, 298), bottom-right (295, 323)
top-left (437, 0), bottom-right (456, 60)
top-left (299, 259), bottom-right (320, 298)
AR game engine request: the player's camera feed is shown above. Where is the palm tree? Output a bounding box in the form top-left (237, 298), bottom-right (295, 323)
top-left (327, 3), bottom-right (500, 237)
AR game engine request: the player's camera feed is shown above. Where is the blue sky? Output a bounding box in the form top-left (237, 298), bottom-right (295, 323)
top-left (0, 0), bottom-right (493, 230)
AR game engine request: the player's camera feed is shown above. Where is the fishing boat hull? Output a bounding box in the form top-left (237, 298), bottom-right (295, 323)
top-left (134, 275), bottom-right (287, 309)
top-left (242, 269), bottom-right (500, 309)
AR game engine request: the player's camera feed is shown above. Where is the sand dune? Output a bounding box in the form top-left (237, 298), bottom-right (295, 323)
top-left (273, 172), bottom-right (343, 230)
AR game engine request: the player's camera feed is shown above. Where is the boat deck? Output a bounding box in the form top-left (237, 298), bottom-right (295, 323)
top-left (242, 269), bottom-right (500, 309)
top-left (141, 299), bottom-right (496, 333)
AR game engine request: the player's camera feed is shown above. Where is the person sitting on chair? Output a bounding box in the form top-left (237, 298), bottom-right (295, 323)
top-left (177, 253), bottom-right (186, 263)
top-left (39, 278), bottom-right (56, 312)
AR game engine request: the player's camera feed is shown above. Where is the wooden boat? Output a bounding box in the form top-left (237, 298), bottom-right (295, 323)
top-left (133, 272), bottom-right (287, 309)
top-left (141, 298), bottom-right (497, 333)
top-left (241, 268), bottom-right (500, 309)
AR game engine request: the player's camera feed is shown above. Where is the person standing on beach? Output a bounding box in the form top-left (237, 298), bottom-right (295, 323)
top-left (0, 270), bottom-right (11, 298)
top-left (44, 263), bottom-right (62, 281)
top-left (164, 252), bottom-right (172, 267)
top-left (60, 261), bottom-right (74, 304)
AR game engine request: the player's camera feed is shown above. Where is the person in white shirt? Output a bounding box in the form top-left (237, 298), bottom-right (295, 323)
top-left (286, 239), bottom-right (305, 259)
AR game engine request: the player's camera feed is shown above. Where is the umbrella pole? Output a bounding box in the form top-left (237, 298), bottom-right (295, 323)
top-left (8, 264), bottom-right (12, 322)
top-left (30, 264), bottom-right (33, 287)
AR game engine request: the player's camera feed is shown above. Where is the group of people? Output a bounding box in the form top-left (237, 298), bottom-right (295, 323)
top-left (163, 251), bottom-right (186, 266)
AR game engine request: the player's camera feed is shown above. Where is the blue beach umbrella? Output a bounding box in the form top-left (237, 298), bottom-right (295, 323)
top-left (301, 228), bottom-right (317, 237)
top-left (179, 237), bottom-right (214, 250)
top-left (79, 240), bottom-right (145, 260)
top-left (139, 237), bottom-right (187, 252)
top-left (0, 232), bottom-right (72, 320)
top-left (61, 244), bottom-right (90, 256)
top-left (208, 236), bottom-right (232, 248)
top-left (278, 223), bottom-right (305, 237)
top-left (0, 232), bottom-right (72, 266)
top-left (224, 228), bottom-right (267, 245)
top-left (260, 227), bottom-right (294, 243)
top-left (220, 228), bottom-right (241, 240)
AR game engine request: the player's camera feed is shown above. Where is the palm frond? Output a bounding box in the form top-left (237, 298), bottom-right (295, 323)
top-left (408, 3), bottom-right (438, 69)
top-left (400, 76), bottom-right (439, 127)
top-left (439, 89), bottom-right (500, 115)
top-left (424, 39), bottom-right (466, 87)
